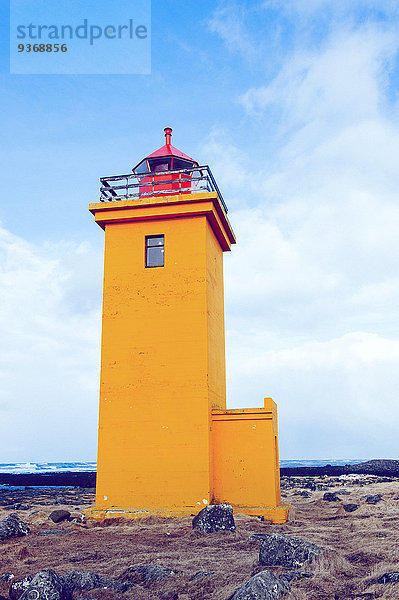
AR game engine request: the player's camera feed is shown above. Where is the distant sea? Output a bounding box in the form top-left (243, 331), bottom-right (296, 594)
top-left (0, 459), bottom-right (364, 474)
top-left (0, 462), bottom-right (97, 474)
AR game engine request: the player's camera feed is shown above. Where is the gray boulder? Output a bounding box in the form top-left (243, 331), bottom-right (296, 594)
top-left (49, 510), bottom-right (71, 523)
top-left (229, 570), bottom-right (289, 600)
top-left (253, 533), bottom-right (322, 568)
top-left (323, 492), bottom-right (341, 502)
top-left (365, 494), bottom-right (382, 505)
top-left (376, 572), bottom-right (399, 584)
top-left (304, 480), bottom-right (316, 491)
top-left (343, 503), bottom-right (359, 512)
top-left (0, 513), bottom-right (30, 541)
top-left (62, 570), bottom-right (130, 593)
top-left (293, 490), bottom-right (312, 498)
top-left (62, 571), bottom-right (101, 591)
top-left (192, 504), bottom-right (235, 533)
top-left (19, 570), bottom-right (71, 600)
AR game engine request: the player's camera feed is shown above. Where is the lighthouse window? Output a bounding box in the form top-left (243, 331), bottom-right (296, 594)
top-left (145, 235), bottom-right (164, 268)
top-left (148, 157), bottom-right (172, 173)
top-left (172, 157), bottom-right (195, 170)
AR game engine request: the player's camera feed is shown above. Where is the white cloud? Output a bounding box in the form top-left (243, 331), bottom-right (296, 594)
top-left (240, 26), bottom-right (397, 124)
top-left (212, 20), bottom-right (399, 459)
top-left (0, 226), bottom-right (102, 461)
top-left (208, 4), bottom-right (261, 62)
top-left (226, 330), bottom-right (399, 459)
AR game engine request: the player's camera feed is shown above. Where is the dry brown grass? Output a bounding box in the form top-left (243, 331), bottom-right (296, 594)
top-left (0, 476), bottom-right (398, 599)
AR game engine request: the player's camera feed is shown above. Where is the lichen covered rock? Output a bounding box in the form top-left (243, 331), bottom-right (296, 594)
top-left (19, 570), bottom-right (71, 600)
top-left (192, 504), bottom-right (235, 533)
top-left (253, 533), bottom-right (322, 569)
top-left (0, 513), bottom-right (30, 541)
top-left (230, 570), bottom-right (289, 600)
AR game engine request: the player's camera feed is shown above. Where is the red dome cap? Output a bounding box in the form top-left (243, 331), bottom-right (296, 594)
top-left (133, 128), bottom-right (198, 174)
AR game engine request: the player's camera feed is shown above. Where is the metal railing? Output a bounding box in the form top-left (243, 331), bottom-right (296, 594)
top-left (99, 165), bottom-right (228, 213)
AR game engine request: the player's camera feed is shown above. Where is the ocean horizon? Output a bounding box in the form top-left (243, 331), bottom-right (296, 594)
top-left (0, 459), bottom-right (367, 475)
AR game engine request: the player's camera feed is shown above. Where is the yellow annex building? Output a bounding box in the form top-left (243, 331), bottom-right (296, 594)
top-left (87, 128), bottom-right (289, 523)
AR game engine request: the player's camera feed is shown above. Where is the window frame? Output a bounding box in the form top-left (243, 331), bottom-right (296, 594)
top-left (145, 234), bottom-right (165, 268)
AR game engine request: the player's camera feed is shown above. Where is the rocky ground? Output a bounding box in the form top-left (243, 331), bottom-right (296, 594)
top-left (0, 473), bottom-right (399, 599)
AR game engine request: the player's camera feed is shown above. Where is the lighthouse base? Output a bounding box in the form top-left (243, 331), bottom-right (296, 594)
top-left (84, 503), bottom-right (290, 524)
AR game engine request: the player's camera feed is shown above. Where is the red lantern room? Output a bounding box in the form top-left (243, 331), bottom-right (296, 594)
top-left (132, 127), bottom-right (199, 196)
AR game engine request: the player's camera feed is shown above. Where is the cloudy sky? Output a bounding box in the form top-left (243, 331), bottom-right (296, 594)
top-left (1, 0), bottom-right (399, 462)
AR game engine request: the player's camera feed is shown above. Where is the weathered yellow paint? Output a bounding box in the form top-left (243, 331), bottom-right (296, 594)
top-left (88, 187), bottom-right (289, 524)
top-left (91, 193), bottom-right (234, 513)
top-left (211, 398), bottom-right (289, 522)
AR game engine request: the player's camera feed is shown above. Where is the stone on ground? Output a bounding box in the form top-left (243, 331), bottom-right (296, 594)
top-left (343, 503), bottom-right (359, 512)
top-left (230, 570), bottom-right (289, 600)
top-left (253, 532), bottom-right (322, 568)
top-left (62, 571), bottom-right (102, 591)
top-left (365, 494), bottom-right (382, 505)
top-left (62, 570), bottom-right (130, 593)
top-left (49, 510), bottom-right (71, 523)
top-left (0, 513), bottom-right (30, 541)
top-left (323, 492), bottom-right (341, 502)
top-left (19, 570), bottom-right (71, 600)
top-left (376, 572), bottom-right (399, 584)
top-left (296, 490), bottom-right (312, 497)
top-left (192, 504), bottom-right (235, 533)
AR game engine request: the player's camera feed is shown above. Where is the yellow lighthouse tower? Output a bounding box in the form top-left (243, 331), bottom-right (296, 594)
top-left (87, 128), bottom-right (289, 523)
